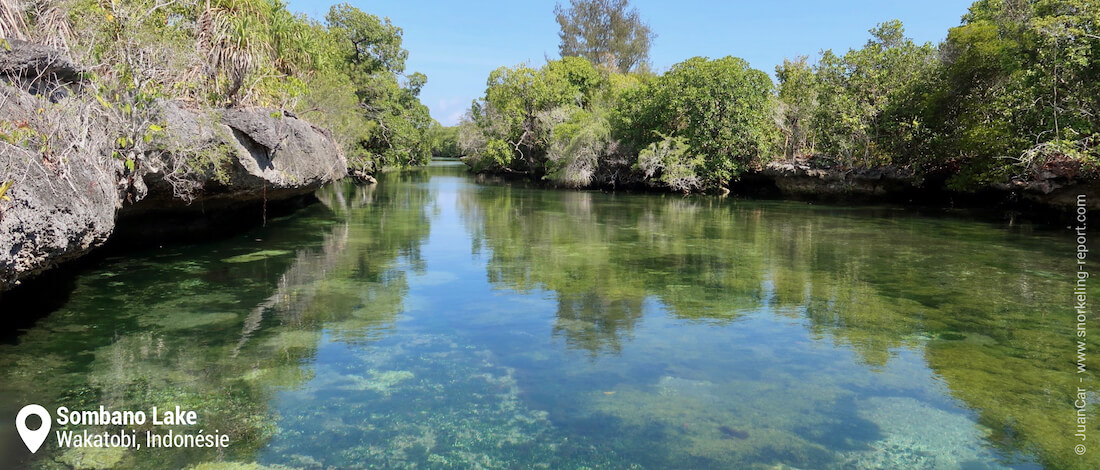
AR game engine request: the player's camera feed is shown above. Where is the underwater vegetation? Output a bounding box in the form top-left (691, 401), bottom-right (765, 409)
top-left (0, 177), bottom-right (432, 469)
top-left (718, 426), bottom-right (749, 440)
top-left (457, 165), bottom-right (1098, 469)
top-left (259, 332), bottom-right (639, 469)
top-left (0, 164), bottom-right (1094, 469)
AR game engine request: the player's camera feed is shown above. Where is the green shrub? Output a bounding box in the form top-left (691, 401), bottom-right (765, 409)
top-left (621, 56), bottom-right (777, 186)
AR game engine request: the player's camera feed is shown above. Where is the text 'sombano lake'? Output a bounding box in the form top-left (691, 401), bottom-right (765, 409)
top-left (1, 162), bottom-right (1095, 470)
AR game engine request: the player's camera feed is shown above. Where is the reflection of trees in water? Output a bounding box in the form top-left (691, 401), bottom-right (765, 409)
top-left (553, 292), bottom-right (644, 357)
top-left (458, 181), bottom-right (1095, 468)
top-left (0, 179), bottom-right (436, 468)
top-left (234, 223), bottom-right (350, 355)
top-left (458, 186), bottom-right (771, 356)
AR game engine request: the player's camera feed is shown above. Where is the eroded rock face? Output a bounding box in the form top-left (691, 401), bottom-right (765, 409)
top-left (757, 161), bottom-right (1100, 211)
top-left (0, 79), bottom-right (121, 292)
top-left (0, 41), bottom-right (347, 293)
top-left (0, 38), bottom-right (83, 99)
top-left (0, 144), bottom-right (120, 291)
top-left (759, 162), bottom-right (917, 198)
top-left (128, 103), bottom-right (347, 214)
top-left (995, 176), bottom-right (1100, 210)
top-left (220, 108), bottom-right (347, 191)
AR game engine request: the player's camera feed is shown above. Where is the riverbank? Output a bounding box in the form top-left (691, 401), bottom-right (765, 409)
top-left (746, 161), bottom-right (1100, 215)
top-left (463, 158), bottom-right (1099, 223)
top-left (2, 35), bottom-right (1090, 296)
top-left (0, 40), bottom-right (348, 295)
top-left (1, 163), bottom-right (1090, 469)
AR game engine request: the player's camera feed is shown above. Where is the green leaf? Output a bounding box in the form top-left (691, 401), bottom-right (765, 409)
top-left (0, 180), bottom-right (13, 201)
top-left (95, 94), bottom-right (112, 110)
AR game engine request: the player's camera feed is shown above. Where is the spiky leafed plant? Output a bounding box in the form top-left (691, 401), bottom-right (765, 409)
top-left (0, 0), bottom-right (27, 40)
top-left (265, 5), bottom-right (318, 75)
top-left (28, 0), bottom-right (74, 49)
top-left (0, 0), bottom-right (74, 49)
top-left (195, 0), bottom-right (265, 105)
top-left (195, 0), bottom-right (316, 106)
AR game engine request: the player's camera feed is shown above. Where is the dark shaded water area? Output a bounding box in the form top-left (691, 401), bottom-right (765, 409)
top-left (0, 162), bottom-right (1095, 469)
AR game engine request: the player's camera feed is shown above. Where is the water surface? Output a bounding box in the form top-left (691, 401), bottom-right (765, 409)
top-left (0, 162), bottom-right (1095, 469)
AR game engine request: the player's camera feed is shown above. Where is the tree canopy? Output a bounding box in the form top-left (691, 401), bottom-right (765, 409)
top-left (554, 0), bottom-right (654, 73)
top-left (464, 0), bottom-right (1099, 194)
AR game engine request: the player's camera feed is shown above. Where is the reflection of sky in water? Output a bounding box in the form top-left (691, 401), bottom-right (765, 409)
top-left (258, 167), bottom-right (1046, 469)
top-left (0, 163), bottom-right (1090, 469)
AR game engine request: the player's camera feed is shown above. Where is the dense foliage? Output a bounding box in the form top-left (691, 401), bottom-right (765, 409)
top-left (458, 57), bottom-right (615, 187)
top-left (458, 55), bottom-right (776, 191)
top-left (926, 0), bottom-right (1100, 187)
top-left (1, 0), bottom-right (435, 172)
top-left (464, 0), bottom-right (1100, 193)
top-left (428, 125), bottom-right (462, 158)
top-left (622, 57), bottom-right (776, 189)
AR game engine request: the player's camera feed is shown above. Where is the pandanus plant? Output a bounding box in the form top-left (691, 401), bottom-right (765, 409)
top-left (194, 0), bottom-right (316, 106)
top-left (0, 0), bottom-right (28, 40)
top-left (0, 0), bottom-right (73, 49)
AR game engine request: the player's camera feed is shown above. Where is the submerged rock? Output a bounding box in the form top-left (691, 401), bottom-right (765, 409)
top-left (58, 445), bottom-right (127, 469)
top-left (839, 396), bottom-right (1011, 470)
top-left (718, 425), bottom-right (749, 440)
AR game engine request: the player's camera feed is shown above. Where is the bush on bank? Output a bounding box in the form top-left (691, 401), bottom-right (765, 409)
top-left (459, 0), bottom-right (1100, 194)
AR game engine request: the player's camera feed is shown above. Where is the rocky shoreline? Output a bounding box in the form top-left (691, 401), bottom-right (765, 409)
top-left (3, 37), bottom-right (1094, 297)
top-left (755, 161), bottom-right (1100, 210)
top-left (469, 158), bottom-right (1100, 218)
top-left (0, 40), bottom-right (348, 294)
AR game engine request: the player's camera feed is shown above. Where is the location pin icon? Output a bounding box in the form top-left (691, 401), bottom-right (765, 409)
top-left (16, 404), bottom-right (50, 453)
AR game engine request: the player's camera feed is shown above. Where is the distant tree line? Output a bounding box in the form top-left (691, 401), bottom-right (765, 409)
top-left (457, 0), bottom-right (1100, 192)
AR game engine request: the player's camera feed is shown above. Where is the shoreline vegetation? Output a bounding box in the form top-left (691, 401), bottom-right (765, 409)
top-left (0, 3), bottom-right (1097, 469)
top-left (0, 0), bottom-right (1096, 293)
top-left (450, 0), bottom-right (1099, 213)
top-left (0, 0), bottom-right (440, 173)
top-left (0, 0), bottom-right (441, 293)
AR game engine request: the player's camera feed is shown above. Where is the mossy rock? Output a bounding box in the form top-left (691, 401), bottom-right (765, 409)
top-left (221, 250), bottom-right (293, 264)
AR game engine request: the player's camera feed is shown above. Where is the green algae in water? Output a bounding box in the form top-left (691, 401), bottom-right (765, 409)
top-left (140, 312), bottom-right (239, 331)
top-left (57, 446), bottom-right (127, 470)
top-left (221, 250), bottom-right (294, 264)
top-left (0, 163), bottom-right (1093, 469)
top-left (259, 332), bottom-right (630, 469)
top-left (184, 463), bottom-right (296, 470)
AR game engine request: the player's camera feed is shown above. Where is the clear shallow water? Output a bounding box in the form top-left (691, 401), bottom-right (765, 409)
top-left (0, 162), bottom-right (1096, 469)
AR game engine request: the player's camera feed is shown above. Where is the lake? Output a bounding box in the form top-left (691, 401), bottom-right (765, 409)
top-left (1, 161), bottom-right (1095, 469)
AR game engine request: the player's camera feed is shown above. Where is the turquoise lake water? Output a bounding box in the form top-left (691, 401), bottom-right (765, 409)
top-left (0, 162), bottom-right (1096, 469)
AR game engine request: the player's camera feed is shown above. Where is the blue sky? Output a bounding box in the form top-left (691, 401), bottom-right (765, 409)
top-left (287, 0), bottom-right (976, 126)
